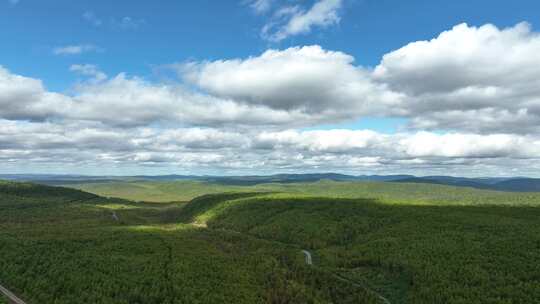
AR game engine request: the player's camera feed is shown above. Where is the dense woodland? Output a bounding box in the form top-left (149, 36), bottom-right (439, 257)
top-left (187, 193), bottom-right (540, 303)
top-left (1, 180), bottom-right (540, 303)
top-left (0, 181), bottom-right (379, 303)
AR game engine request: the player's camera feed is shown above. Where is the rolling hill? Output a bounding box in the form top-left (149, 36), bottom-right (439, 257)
top-left (4, 173), bottom-right (540, 192)
top-left (393, 176), bottom-right (540, 192)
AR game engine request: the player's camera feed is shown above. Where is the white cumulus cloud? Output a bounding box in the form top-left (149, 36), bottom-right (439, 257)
top-left (183, 45), bottom-right (401, 119)
top-left (53, 44), bottom-right (102, 55)
top-left (261, 0), bottom-right (343, 42)
top-left (2, 22), bottom-right (540, 174)
top-left (82, 11), bottom-right (102, 27)
top-left (246, 0), bottom-right (274, 14)
top-left (70, 64), bottom-right (107, 83)
top-left (373, 22), bottom-right (540, 133)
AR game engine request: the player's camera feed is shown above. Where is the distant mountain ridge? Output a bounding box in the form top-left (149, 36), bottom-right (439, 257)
top-left (0, 173), bottom-right (414, 186)
top-left (1, 173), bottom-right (540, 192)
top-left (392, 176), bottom-right (540, 192)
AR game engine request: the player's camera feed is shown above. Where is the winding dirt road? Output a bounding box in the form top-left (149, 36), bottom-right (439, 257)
top-left (301, 250), bottom-right (313, 265)
top-left (301, 249), bottom-right (391, 304)
top-left (0, 284), bottom-right (27, 304)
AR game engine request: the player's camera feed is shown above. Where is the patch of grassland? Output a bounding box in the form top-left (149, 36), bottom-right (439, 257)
top-left (66, 181), bottom-right (252, 202)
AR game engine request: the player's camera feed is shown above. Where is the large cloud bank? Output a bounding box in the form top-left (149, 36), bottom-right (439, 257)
top-left (2, 22), bottom-right (540, 175)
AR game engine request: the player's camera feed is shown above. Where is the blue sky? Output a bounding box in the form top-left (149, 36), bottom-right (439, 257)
top-left (3, 0), bottom-right (538, 91)
top-left (2, 0), bottom-right (540, 176)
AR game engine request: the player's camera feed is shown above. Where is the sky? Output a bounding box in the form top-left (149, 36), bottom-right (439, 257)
top-left (1, 0), bottom-right (540, 176)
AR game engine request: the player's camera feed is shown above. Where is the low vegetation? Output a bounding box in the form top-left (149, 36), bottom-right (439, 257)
top-left (66, 181), bottom-right (251, 202)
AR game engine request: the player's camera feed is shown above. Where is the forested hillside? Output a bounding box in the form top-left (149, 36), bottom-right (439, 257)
top-left (0, 181), bottom-right (381, 303)
top-left (2, 180), bottom-right (540, 303)
top-left (180, 193), bottom-right (540, 303)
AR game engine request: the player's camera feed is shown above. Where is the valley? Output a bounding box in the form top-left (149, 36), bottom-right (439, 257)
top-left (1, 180), bottom-right (539, 303)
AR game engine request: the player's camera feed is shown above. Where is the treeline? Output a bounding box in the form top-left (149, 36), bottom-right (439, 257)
top-left (0, 181), bottom-right (97, 209)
